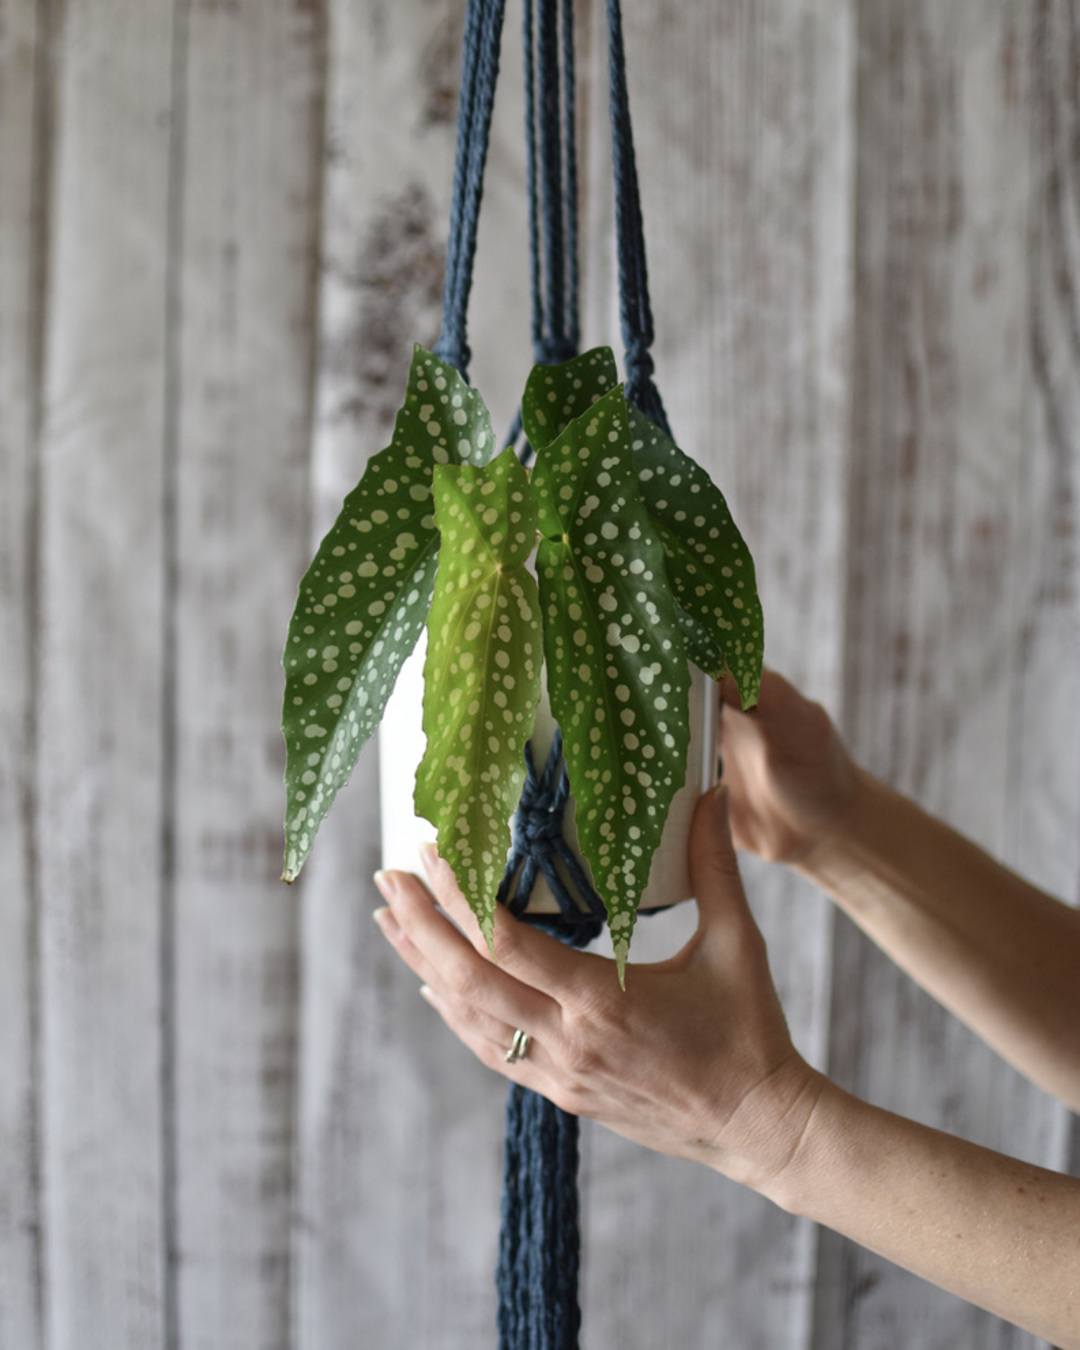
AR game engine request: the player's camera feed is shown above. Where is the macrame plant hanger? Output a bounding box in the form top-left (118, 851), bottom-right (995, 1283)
top-left (432, 1), bottom-right (669, 1344)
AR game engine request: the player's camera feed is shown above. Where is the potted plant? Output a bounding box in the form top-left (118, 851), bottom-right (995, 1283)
top-left (281, 342), bottom-right (763, 986)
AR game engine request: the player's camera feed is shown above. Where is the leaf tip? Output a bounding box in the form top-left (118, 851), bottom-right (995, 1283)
top-left (281, 840), bottom-right (303, 885)
top-left (613, 940), bottom-right (629, 991)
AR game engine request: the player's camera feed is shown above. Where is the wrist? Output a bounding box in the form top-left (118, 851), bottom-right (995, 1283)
top-left (791, 763), bottom-right (884, 884)
top-left (754, 1073), bottom-right (866, 1217)
top-left (708, 1057), bottom-right (833, 1199)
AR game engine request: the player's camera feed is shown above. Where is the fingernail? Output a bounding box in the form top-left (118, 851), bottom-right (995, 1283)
top-left (418, 984), bottom-right (435, 1003)
top-left (373, 869), bottom-right (397, 903)
top-left (419, 842), bottom-right (438, 877)
top-left (372, 905), bottom-right (400, 937)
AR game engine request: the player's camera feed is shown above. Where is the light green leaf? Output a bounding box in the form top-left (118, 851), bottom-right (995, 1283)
top-left (521, 346), bottom-right (619, 451)
top-left (626, 404), bottom-right (764, 707)
top-left (414, 448), bottom-right (542, 951)
top-left (281, 345), bottom-right (495, 882)
top-left (532, 386), bottom-right (691, 986)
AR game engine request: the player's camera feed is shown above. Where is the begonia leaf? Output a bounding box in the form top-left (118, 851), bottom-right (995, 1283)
top-left (532, 385), bottom-right (690, 985)
top-left (281, 346), bottom-right (494, 881)
top-left (415, 448), bottom-right (542, 950)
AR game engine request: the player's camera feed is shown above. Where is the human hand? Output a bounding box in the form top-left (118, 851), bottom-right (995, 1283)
top-left (371, 785), bottom-right (826, 1194)
top-left (719, 667), bottom-right (862, 866)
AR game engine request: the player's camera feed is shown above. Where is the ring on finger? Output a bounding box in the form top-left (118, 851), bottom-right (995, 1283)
top-left (504, 1027), bottom-right (532, 1063)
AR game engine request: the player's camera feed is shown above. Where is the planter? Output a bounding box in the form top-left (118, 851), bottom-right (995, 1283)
top-left (379, 631), bottom-right (717, 915)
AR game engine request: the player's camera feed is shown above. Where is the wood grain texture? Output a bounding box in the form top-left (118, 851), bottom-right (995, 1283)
top-left (0, 2), bottom-right (44, 1345)
top-left (1026, 0), bottom-right (1080, 1193)
top-left (169, 3), bottom-right (325, 1348)
top-left (817, 3), bottom-right (1080, 1347)
top-left (35, 2), bottom-right (177, 1346)
top-left (292, 3), bottom-right (540, 1344)
top-left (2, 0), bottom-right (1077, 1345)
top-left (577, 2), bottom-right (856, 1345)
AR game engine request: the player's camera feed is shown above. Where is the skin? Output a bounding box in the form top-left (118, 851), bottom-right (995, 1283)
top-left (373, 667), bottom-right (1080, 1347)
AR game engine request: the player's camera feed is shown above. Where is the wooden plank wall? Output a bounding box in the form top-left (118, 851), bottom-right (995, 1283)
top-left (0, 2), bottom-right (1075, 1348)
top-left (36, 4), bottom-right (175, 1345)
top-left (818, 7), bottom-right (1080, 1349)
top-left (171, 5), bottom-right (324, 1349)
top-left (0, 1), bottom-right (45, 1344)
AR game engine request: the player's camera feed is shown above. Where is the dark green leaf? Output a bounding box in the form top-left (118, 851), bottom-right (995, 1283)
top-left (532, 386), bottom-right (691, 986)
top-left (626, 404), bottom-right (764, 707)
top-left (415, 448), bottom-right (542, 951)
top-left (281, 345), bottom-right (495, 882)
top-left (520, 347), bottom-right (764, 707)
top-left (521, 346), bottom-right (619, 451)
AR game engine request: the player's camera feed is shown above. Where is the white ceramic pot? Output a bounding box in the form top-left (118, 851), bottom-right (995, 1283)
top-left (379, 632), bottom-right (717, 914)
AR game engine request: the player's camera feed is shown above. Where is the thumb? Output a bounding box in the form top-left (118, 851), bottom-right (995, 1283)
top-left (687, 784), bottom-right (755, 937)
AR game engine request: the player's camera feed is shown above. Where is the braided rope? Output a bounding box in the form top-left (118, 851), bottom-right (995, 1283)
top-left (495, 8), bottom-right (600, 1342)
top-left (435, 0), bottom-right (508, 379)
top-left (431, 3), bottom-right (667, 1344)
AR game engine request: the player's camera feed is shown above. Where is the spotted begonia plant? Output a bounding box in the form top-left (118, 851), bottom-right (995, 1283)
top-left (281, 345), bottom-right (763, 985)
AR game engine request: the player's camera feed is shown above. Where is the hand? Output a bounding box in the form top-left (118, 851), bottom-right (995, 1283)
top-left (719, 666), bottom-right (862, 866)
top-left (371, 784), bottom-right (826, 1194)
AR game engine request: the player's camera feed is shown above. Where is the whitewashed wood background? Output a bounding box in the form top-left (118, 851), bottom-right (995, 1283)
top-left (1, 1), bottom-right (1078, 1347)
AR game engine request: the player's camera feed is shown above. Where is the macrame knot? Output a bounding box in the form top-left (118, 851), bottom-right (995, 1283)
top-left (510, 773), bottom-right (569, 852)
top-left (498, 734), bottom-right (607, 937)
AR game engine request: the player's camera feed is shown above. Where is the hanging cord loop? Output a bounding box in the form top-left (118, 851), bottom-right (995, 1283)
top-left (606, 0), bottom-right (671, 435)
top-left (525, 0), bottom-right (580, 368)
top-left (435, 0), bottom-right (508, 379)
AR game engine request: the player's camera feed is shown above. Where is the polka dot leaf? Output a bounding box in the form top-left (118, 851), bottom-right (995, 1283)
top-left (532, 385), bottom-right (691, 987)
top-left (625, 403), bottom-right (764, 708)
top-left (521, 346), bottom-right (619, 451)
top-left (281, 345), bottom-right (496, 883)
top-left (519, 345), bottom-right (764, 709)
top-left (414, 448), bottom-right (543, 953)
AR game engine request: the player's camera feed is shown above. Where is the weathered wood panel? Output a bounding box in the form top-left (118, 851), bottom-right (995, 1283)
top-left (818, 3), bottom-right (1080, 1347)
top-left (1026, 0), bottom-right (1080, 1193)
top-left (1, 1), bottom-right (1076, 1346)
top-left (0, 2), bottom-right (44, 1346)
top-left (578, 2), bottom-right (856, 1345)
top-left (292, 2), bottom-right (540, 1344)
top-left (170, 4), bottom-right (325, 1348)
top-left (35, 3), bottom-right (176, 1346)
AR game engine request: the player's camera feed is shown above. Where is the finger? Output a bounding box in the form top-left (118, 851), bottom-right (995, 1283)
top-left (375, 869), bottom-right (560, 1032)
top-left (419, 844), bottom-right (613, 1004)
top-left (419, 985), bottom-right (567, 1102)
top-left (686, 785), bottom-right (760, 949)
top-left (421, 984), bottom-right (516, 1051)
top-left (417, 985), bottom-right (562, 1076)
top-left (377, 908), bottom-right (566, 1079)
top-left (373, 906), bottom-right (442, 987)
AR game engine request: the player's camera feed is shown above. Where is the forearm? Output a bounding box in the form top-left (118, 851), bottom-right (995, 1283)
top-left (759, 1075), bottom-right (1080, 1347)
top-left (796, 768), bottom-right (1080, 1110)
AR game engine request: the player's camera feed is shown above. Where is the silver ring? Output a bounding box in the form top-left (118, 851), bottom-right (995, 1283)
top-left (505, 1027), bottom-right (531, 1063)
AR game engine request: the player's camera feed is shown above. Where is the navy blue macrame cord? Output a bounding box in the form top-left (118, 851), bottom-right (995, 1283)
top-left (605, 0), bottom-right (671, 437)
top-left (433, 3), bottom-right (666, 1345)
top-left (435, 0), bottom-right (508, 379)
top-left (495, 6), bottom-right (601, 1346)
